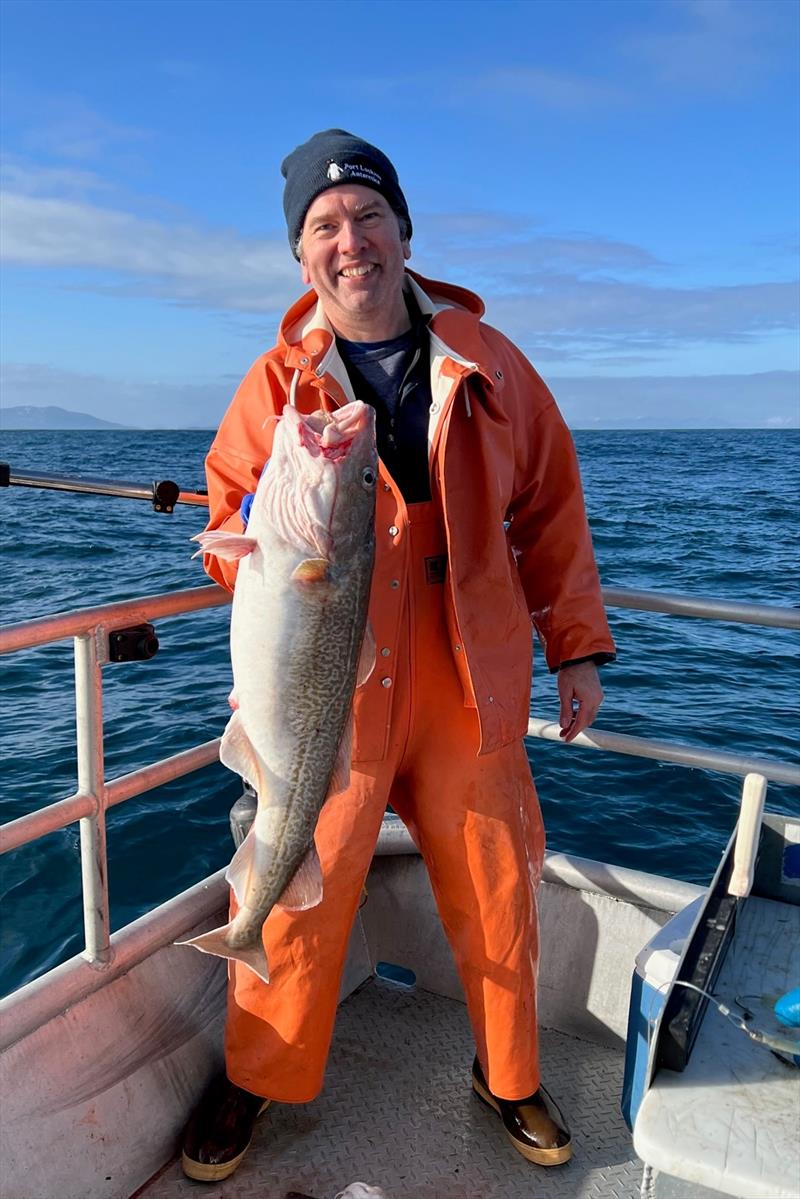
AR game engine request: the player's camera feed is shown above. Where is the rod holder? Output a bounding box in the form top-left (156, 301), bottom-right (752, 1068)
top-left (108, 623), bottom-right (159, 663)
top-left (152, 480), bottom-right (180, 513)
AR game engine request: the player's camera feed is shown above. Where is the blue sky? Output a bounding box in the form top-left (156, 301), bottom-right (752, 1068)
top-left (1, 0), bottom-right (798, 428)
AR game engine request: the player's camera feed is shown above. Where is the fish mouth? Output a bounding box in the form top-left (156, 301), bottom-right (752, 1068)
top-left (298, 403), bottom-right (373, 461)
top-left (303, 410), bottom-right (333, 435)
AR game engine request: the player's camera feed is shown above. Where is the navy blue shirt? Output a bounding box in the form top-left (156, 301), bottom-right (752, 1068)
top-left (337, 315), bottom-right (433, 503)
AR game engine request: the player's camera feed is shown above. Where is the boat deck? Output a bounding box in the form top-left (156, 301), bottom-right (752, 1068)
top-left (139, 979), bottom-right (642, 1199)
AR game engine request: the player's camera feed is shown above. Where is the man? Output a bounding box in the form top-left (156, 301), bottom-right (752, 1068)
top-left (182, 129), bottom-right (616, 1183)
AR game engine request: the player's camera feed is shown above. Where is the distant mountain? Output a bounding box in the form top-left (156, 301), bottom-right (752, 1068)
top-left (1, 405), bottom-right (132, 430)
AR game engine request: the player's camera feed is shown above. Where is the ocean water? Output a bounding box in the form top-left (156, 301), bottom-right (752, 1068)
top-left (1, 427), bottom-right (798, 997)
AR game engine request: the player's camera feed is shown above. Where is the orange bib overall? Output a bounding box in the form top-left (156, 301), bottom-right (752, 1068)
top-left (225, 501), bottom-right (546, 1104)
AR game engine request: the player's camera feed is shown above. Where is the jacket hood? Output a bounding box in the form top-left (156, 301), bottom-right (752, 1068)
top-left (405, 269), bottom-right (485, 319)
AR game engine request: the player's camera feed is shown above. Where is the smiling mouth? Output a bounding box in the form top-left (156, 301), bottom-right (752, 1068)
top-left (339, 264), bottom-right (378, 279)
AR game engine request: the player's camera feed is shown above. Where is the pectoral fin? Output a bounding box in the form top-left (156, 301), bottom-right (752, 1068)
top-left (191, 530), bottom-right (257, 560)
top-left (276, 843), bottom-right (324, 911)
top-left (291, 557), bottom-right (331, 584)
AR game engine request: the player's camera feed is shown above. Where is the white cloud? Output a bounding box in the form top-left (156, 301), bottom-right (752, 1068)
top-left (416, 213), bottom-right (661, 271)
top-left (2, 167), bottom-right (796, 367)
top-left (339, 0), bottom-right (797, 114)
top-left (324, 64), bottom-right (624, 115)
top-left (477, 276), bottom-right (798, 357)
top-left (412, 233), bottom-right (798, 363)
top-left (622, 0), bottom-right (795, 96)
top-left (5, 92), bottom-right (151, 163)
top-left (0, 156), bottom-right (112, 200)
top-left (413, 212), bottom-right (798, 363)
top-left (0, 189), bottom-right (299, 312)
top-left (457, 65), bottom-right (625, 112)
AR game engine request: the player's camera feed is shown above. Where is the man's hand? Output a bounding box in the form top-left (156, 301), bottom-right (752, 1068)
top-left (557, 661), bottom-right (603, 742)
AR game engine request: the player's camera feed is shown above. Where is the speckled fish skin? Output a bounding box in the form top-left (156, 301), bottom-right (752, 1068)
top-left (181, 401), bottom-right (377, 981)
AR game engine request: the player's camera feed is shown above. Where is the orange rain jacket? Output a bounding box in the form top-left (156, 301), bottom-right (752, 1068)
top-left (203, 270), bottom-right (615, 756)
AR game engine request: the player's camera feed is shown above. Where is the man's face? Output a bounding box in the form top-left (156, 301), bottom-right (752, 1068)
top-left (300, 184), bottom-right (411, 340)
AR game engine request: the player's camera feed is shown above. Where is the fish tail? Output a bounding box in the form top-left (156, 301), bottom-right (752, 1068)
top-left (177, 924), bottom-right (270, 984)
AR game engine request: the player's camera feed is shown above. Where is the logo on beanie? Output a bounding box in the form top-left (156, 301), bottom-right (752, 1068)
top-left (327, 160), bottom-right (382, 187)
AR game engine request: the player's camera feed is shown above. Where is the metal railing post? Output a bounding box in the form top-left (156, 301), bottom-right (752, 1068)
top-left (74, 632), bottom-right (111, 966)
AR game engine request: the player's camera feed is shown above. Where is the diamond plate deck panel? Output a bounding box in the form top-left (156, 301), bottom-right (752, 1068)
top-left (140, 981), bottom-right (642, 1199)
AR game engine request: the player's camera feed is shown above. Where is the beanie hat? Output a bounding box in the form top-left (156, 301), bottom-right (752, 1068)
top-left (281, 129), bottom-right (412, 259)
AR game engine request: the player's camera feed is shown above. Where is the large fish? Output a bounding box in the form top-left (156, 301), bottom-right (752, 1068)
top-left (180, 400), bottom-right (378, 982)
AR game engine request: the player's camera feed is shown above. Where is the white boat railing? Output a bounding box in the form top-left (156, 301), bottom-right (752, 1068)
top-left (0, 583), bottom-right (798, 988)
top-left (602, 586), bottom-right (800, 629)
top-left (0, 585), bottom-right (230, 968)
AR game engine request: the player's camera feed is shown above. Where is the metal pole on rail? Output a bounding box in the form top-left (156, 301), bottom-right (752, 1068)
top-left (74, 632), bottom-right (112, 967)
top-left (526, 717), bottom-right (800, 787)
top-left (0, 463), bottom-right (209, 511)
top-left (602, 585), bottom-right (800, 630)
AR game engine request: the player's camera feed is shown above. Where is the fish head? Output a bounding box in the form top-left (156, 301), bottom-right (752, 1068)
top-left (308, 401), bottom-right (378, 559)
top-left (252, 401), bottom-right (377, 562)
